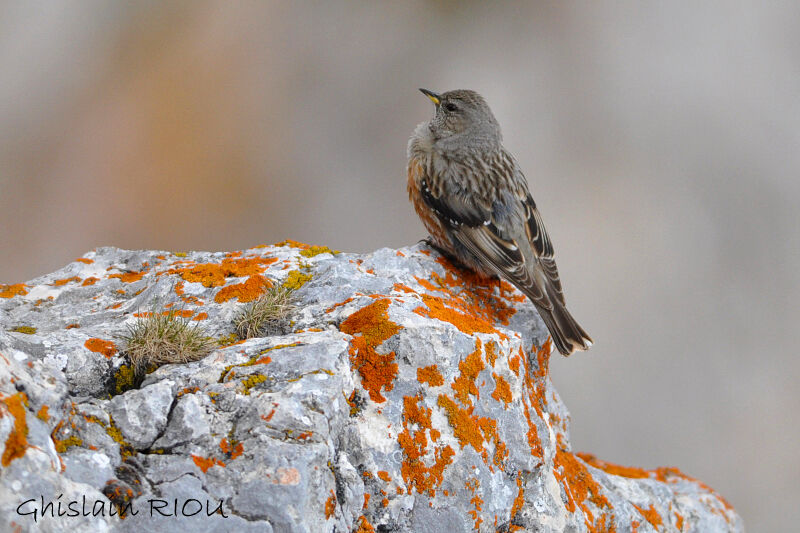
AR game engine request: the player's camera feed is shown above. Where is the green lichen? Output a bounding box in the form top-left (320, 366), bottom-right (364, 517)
top-left (287, 368), bottom-right (334, 383)
top-left (173, 252), bottom-right (187, 257)
top-left (218, 343), bottom-right (299, 383)
top-left (54, 434), bottom-right (82, 454)
top-left (113, 364), bottom-right (137, 396)
top-left (283, 270), bottom-right (312, 290)
top-left (241, 374), bottom-right (267, 395)
top-left (106, 416), bottom-right (135, 459)
top-left (299, 245), bottom-right (338, 258)
top-left (11, 326), bottom-right (36, 334)
top-left (217, 333), bottom-right (239, 347)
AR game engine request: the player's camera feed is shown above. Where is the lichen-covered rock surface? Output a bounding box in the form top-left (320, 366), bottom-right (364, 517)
top-left (0, 241), bottom-right (743, 532)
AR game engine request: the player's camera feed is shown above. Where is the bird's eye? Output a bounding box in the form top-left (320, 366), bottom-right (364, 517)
top-left (444, 102), bottom-right (458, 112)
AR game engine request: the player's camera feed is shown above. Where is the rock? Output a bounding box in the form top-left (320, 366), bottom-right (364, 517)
top-left (107, 380), bottom-right (175, 449)
top-left (0, 241), bottom-right (743, 532)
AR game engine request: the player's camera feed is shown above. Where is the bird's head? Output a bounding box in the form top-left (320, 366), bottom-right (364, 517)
top-left (419, 88), bottom-right (502, 149)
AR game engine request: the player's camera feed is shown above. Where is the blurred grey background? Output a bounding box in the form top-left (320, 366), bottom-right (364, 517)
top-left (1, 2), bottom-right (797, 530)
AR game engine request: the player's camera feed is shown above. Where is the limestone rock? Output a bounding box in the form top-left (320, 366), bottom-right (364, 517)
top-left (0, 242), bottom-right (743, 532)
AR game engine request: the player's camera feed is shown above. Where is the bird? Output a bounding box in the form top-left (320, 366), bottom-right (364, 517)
top-left (407, 88), bottom-right (592, 356)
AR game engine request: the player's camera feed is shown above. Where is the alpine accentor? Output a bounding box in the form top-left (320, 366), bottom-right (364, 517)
top-left (407, 88), bottom-right (592, 355)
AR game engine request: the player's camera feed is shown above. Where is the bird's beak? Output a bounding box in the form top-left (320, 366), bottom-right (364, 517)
top-left (419, 88), bottom-right (441, 106)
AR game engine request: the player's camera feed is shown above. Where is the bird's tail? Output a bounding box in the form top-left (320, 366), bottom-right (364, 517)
top-left (538, 300), bottom-right (593, 356)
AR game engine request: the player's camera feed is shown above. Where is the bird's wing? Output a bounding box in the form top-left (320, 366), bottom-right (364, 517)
top-left (521, 193), bottom-right (565, 305)
top-left (419, 168), bottom-right (563, 310)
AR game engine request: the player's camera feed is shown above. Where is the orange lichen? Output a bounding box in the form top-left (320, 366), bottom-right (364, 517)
top-left (493, 439), bottom-right (509, 467)
top-left (491, 373), bottom-right (512, 407)
top-left (397, 394), bottom-right (454, 495)
top-left (81, 277), bottom-right (98, 286)
top-left (84, 338), bottom-right (117, 358)
top-left (177, 387), bottom-right (200, 397)
top-left (534, 339), bottom-right (551, 379)
top-left (451, 340), bottom-right (486, 405)
top-left (510, 473), bottom-right (525, 523)
top-left (632, 503), bottom-right (663, 529)
top-left (416, 365), bottom-right (444, 386)
top-left (437, 395), bottom-right (486, 453)
top-left (0, 284), bottom-right (27, 298)
top-left (36, 405), bottom-right (50, 422)
top-left (274, 239), bottom-right (311, 250)
top-left (325, 296), bottom-right (355, 313)
top-left (484, 341), bottom-right (499, 367)
top-left (1, 392), bottom-right (29, 466)
top-left (53, 276), bottom-right (81, 286)
top-left (553, 435), bottom-right (613, 531)
top-left (214, 274), bottom-right (271, 303)
top-left (76, 258), bottom-right (94, 264)
top-left (325, 491), bottom-right (336, 519)
top-left (355, 516), bottom-right (375, 533)
top-left (651, 467), bottom-right (734, 512)
top-left (508, 352), bottom-right (521, 376)
top-left (193, 312), bottom-right (209, 321)
top-left (577, 452), bottom-right (734, 517)
top-left (219, 438), bottom-right (244, 459)
top-left (411, 256), bottom-right (524, 331)
top-left (414, 294), bottom-right (497, 335)
top-left (109, 271), bottom-right (146, 283)
top-left (339, 299), bottom-right (402, 403)
top-left (675, 511), bottom-right (685, 530)
top-left (391, 283), bottom-right (415, 295)
top-left (191, 454), bottom-right (225, 473)
top-left (465, 478), bottom-right (484, 530)
top-left (517, 345), bottom-right (545, 457)
top-left (172, 256), bottom-right (278, 288)
top-left (576, 453), bottom-right (650, 479)
top-left (377, 470), bottom-right (392, 482)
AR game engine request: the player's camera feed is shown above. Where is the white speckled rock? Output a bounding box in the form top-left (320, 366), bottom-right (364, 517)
top-left (0, 242), bottom-right (743, 532)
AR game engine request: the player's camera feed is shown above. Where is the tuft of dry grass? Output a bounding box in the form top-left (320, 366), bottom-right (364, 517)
top-left (122, 308), bottom-right (215, 374)
top-left (234, 285), bottom-right (295, 339)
